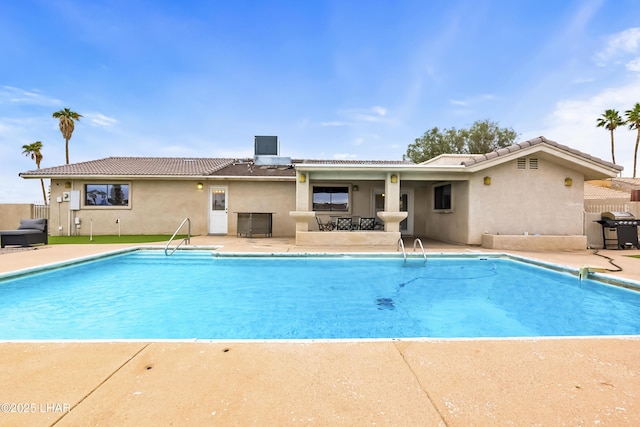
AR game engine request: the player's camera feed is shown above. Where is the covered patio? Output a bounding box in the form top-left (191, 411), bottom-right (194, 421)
top-left (289, 164), bottom-right (412, 246)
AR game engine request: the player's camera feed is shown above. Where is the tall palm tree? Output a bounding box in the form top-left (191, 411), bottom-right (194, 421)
top-left (22, 141), bottom-right (48, 205)
top-left (596, 109), bottom-right (624, 164)
top-left (625, 103), bottom-right (640, 178)
top-left (52, 108), bottom-right (82, 164)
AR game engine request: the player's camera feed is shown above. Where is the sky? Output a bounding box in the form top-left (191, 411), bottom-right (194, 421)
top-left (1, 0), bottom-right (640, 203)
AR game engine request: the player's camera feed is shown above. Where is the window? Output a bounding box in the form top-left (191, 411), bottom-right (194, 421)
top-left (434, 183), bottom-right (451, 210)
top-left (85, 184), bottom-right (129, 206)
top-left (313, 186), bottom-right (349, 212)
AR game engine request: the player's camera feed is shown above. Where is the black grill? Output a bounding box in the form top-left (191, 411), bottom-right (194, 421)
top-left (596, 212), bottom-right (640, 249)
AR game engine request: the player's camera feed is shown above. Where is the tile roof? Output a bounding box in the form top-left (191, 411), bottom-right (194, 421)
top-left (20, 157), bottom-right (414, 178)
top-left (210, 162), bottom-right (296, 177)
top-left (461, 136), bottom-right (623, 171)
top-left (20, 157), bottom-right (235, 177)
top-left (296, 159), bottom-right (413, 165)
top-left (584, 183), bottom-right (630, 199)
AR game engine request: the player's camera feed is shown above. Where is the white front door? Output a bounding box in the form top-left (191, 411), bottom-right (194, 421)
top-left (208, 186), bottom-right (228, 234)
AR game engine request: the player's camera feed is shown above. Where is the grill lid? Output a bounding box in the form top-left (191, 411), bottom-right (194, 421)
top-left (601, 211), bottom-right (635, 220)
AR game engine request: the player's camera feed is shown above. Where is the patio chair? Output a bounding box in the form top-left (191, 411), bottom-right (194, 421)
top-left (316, 216), bottom-right (333, 231)
top-left (336, 217), bottom-right (352, 231)
top-left (0, 218), bottom-right (48, 248)
top-left (359, 217), bottom-right (376, 231)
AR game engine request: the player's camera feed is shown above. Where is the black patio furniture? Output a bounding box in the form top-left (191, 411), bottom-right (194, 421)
top-left (336, 217), bottom-right (352, 231)
top-left (359, 217), bottom-right (376, 231)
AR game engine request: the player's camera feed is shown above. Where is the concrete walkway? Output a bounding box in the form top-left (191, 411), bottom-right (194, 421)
top-left (1, 237), bottom-right (639, 426)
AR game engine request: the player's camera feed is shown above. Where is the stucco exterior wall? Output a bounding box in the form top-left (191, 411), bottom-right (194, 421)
top-left (409, 184), bottom-right (429, 237)
top-left (0, 204), bottom-right (34, 230)
top-left (49, 179), bottom-right (297, 237)
top-left (226, 181), bottom-right (296, 237)
top-left (49, 179), bottom-right (209, 236)
top-left (424, 181), bottom-right (470, 244)
top-left (467, 157), bottom-right (584, 244)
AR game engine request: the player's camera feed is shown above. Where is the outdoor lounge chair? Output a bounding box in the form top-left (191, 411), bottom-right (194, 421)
top-left (336, 217), bottom-right (352, 231)
top-left (359, 217), bottom-right (376, 231)
top-left (0, 218), bottom-right (48, 248)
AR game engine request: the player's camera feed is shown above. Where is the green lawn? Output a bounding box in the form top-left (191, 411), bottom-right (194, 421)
top-left (48, 235), bottom-right (190, 244)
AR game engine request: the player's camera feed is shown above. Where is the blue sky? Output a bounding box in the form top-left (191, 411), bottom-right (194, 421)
top-left (1, 0), bottom-right (639, 203)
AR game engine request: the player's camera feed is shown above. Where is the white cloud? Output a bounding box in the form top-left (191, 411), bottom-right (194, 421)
top-left (594, 27), bottom-right (640, 65)
top-left (371, 106), bottom-right (387, 116)
top-left (0, 86), bottom-right (63, 107)
top-left (341, 106), bottom-right (388, 123)
top-left (321, 106), bottom-right (391, 127)
top-left (84, 112), bottom-right (118, 127)
top-left (531, 76), bottom-right (640, 176)
top-left (626, 57), bottom-right (640, 72)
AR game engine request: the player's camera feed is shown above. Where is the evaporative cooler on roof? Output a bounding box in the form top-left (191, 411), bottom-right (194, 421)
top-left (254, 136), bottom-right (279, 156)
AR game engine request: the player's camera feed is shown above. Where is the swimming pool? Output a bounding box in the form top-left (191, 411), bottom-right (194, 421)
top-left (1, 250), bottom-right (639, 340)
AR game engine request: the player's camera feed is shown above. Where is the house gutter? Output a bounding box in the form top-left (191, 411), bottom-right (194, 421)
top-left (294, 164), bottom-right (466, 173)
top-left (19, 174), bottom-right (296, 182)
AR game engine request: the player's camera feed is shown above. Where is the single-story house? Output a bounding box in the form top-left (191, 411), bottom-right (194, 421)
top-left (19, 136), bottom-right (622, 250)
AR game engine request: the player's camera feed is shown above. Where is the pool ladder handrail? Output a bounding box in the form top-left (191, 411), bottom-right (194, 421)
top-left (413, 238), bottom-right (427, 261)
top-left (165, 217), bottom-right (191, 256)
top-left (397, 238), bottom-right (406, 261)
top-left (398, 238), bottom-right (427, 263)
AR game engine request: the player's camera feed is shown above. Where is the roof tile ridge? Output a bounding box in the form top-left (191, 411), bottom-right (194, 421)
top-left (205, 159), bottom-right (235, 175)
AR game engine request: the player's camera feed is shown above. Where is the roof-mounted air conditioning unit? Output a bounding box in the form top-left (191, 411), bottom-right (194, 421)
top-left (254, 136), bottom-right (291, 165)
top-left (254, 136), bottom-right (279, 156)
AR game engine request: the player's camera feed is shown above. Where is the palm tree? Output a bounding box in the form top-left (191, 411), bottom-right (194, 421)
top-left (52, 108), bottom-right (82, 164)
top-left (596, 109), bottom-right (624, 164)
top-left (625, 103), bottom-right (640, 178)
top-left (22, 141), bottom-right (48, 205)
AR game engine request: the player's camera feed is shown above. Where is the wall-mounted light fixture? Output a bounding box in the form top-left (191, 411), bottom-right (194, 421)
top-left (65, 181), bottom-right (71, 189)
top-left (196, 182), bottom-right (204, 190)
top-left (564, 177), bottom-right (573, 186)
top-left (298, 173), bottom-right (306, 183)
top-left (484, 176), bottom-right (491, 185)
top-left (390, 174), bottom-right (398, 183)
top-left (352, 185), bottom-right (359, 192)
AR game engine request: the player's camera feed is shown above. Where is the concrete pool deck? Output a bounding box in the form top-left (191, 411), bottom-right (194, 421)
top-left (0, 236), bottom-right (639, 426)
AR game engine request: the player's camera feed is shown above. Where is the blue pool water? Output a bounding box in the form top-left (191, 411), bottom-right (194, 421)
top-left (0, 250), bottom-right (639, 340)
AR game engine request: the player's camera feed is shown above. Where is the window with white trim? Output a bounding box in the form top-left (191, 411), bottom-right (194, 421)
top-left (85, 184), bottom-right (129, 206)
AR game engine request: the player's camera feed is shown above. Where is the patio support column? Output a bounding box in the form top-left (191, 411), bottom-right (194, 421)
top-left (289, 171), bottom-right (315, 231)
top-left (295, 173), bottom-right (310, 211)
top-left (377, 172), bottom-right (407, 232)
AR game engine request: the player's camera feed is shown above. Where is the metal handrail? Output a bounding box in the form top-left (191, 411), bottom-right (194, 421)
top-left (165, 217), bottom-right (191, 256)
top-left (397, 238), bottom-right (406, 261)
top-left (413, 238), bottom-right (427, 261)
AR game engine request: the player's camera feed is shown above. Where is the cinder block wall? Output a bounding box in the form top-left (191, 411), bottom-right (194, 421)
top-left (0, 204), bottom-right (34, 230)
